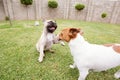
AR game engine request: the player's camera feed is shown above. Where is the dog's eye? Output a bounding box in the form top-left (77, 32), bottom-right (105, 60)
top-left (47, 25), bottom-right (53, 28)
top-left (60, 33), bottom-right (63, 36)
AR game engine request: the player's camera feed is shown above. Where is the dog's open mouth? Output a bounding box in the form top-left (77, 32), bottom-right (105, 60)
top-left (49, 27), bottom-right (55, 30)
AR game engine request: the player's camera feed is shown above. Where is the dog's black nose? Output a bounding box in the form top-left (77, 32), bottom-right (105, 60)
top-left (58, 38), bottom-right (61, 41)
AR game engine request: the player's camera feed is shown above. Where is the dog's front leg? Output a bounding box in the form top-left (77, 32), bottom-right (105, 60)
top-left (114, 70), bottom-right (120, 79)
top-left (78, 68), bottom-right (89, 80)
top-left (54, 34), bottom-right (65, 46)
top-left (38, 45), bottom-right (44, 62)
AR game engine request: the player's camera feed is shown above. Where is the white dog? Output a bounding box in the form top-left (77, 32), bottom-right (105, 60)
top-left (58, 28), bottom-right (120, 80)
top-left (36, 20), bottom-right (64, 62)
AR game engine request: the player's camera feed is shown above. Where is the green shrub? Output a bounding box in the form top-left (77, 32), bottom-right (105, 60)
top-left (75, 3), bottom-right (85, 11)
top-left (5, 16), bottom-right (9, 21)
top-left (20, 0), bottom-right (33, 5)
top-left (48, 0), bottom-right (58, 8)
top-left (101, 13), bottom-right (107, 18)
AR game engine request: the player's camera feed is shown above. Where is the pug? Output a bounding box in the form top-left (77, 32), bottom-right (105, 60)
top-left (36, 20), bottom-right (65, 62)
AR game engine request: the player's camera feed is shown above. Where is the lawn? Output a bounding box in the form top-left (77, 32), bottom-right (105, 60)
top-left (0, 20), bottom-right (120, 80)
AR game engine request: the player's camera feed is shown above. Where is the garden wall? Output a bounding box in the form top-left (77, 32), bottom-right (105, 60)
top-left (0, 0), bottom-right (120, 24)
top-left (0, 0), bottom-right (5, 20)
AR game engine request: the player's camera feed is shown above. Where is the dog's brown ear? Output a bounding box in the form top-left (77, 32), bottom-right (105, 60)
top-left (69, 28), bottom-right (80, 38)
top-left (70, 28), bottom-right (80, 33)
top-left (72, 28), bottom-right (84, 35)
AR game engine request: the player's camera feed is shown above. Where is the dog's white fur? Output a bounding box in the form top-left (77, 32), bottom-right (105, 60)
top-left (36, 20), bottom-right (64, 62)
top-left (59, 28), bottom-right (120, 80)
top-left (69, 34), bottom-right (120, 80)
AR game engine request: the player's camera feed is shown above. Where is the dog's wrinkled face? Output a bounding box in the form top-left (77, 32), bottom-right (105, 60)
top-left (44, 20), bottom-right (57, 33)
top-left (59, 28), bottom-right (83, 42)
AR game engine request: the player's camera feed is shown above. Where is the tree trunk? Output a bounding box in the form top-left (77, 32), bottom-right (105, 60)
top-left (26, 5), bottom-right (29, 20)
top-left (26, 5), bottom-right (29, 26)
top-left (6, 0), bottom-right (12, 26)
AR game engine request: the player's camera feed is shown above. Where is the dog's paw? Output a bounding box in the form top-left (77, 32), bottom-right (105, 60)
top-left (38, 57), bottom-right (43, 62)
top-left (69, 65), bottom-right (75, 69)
top-left (61, 42), bottom-right (65, 46)
top-left (49, 49), bottom-right (55, 53)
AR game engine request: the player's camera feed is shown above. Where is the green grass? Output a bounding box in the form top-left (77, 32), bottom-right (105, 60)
top-left (0, 20), bottom-right (120, 80)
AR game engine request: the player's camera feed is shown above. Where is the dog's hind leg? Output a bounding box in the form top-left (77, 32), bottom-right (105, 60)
top-left (38, 45), bottom-right (45, 62)
top-left (114, 70), bottom-right (120, 79)
top-left (45, 42), bottom-right (55, 53)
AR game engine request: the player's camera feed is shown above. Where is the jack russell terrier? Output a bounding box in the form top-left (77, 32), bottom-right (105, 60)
top-left (58, 28), bottom-right (120, 80)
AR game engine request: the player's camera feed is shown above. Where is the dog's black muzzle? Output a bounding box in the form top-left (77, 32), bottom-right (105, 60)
top-left (47, 21), bottom-right (57, 33)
